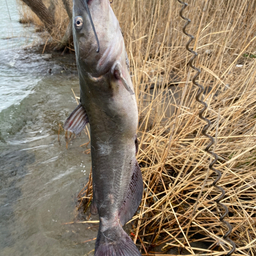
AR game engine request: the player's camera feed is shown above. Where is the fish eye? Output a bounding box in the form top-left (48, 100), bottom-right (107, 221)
top-left (74, 16), bottom-right (83, 29)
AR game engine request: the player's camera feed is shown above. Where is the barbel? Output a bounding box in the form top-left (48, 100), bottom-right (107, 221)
top-left (82, 0), bottom-right (100, 53)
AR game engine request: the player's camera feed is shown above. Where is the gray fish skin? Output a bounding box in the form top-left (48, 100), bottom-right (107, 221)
top-left (70, 0), bottom-right (143, 255)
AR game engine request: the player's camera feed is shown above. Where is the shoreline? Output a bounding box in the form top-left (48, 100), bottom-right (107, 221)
top-left (22, 43), bottom-right (77, 76)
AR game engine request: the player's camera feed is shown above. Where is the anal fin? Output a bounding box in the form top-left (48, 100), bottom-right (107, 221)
top-left (119, 160), bottom-right (143, 226)
top-left (64, 103), bottom-right (89, 135)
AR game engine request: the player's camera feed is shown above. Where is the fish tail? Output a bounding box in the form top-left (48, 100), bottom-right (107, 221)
top-left (95, 224), bottom-right (141, 256)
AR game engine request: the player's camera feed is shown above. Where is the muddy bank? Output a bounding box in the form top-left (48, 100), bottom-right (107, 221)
top-left (21, 44), bottom-right (77, 75)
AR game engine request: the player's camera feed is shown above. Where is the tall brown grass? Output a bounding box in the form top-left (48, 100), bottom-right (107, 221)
top-left (19, 0), bottom-right (256, 255)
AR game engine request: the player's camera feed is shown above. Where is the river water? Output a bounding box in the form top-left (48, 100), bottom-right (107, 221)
top-left (0, 1), bottom-right (96, 255)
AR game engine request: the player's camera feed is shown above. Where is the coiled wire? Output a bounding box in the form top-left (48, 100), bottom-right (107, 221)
top-left (177, 1), bottom-right (236, 255)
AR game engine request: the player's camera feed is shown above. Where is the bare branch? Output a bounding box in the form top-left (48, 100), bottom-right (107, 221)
top-left (21, 0), bottom-right (55, 34)
top-left (62, 0), bottom-right (72, 19)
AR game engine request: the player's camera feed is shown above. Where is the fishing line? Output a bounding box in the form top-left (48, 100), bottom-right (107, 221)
top-left (5, 0), bottom-right (12, 21)
top-left (83, 0), bottom-right (100, 53)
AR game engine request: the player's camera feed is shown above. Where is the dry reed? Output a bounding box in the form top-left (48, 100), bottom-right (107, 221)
top-left (19, 0), bottom-right (256, 255)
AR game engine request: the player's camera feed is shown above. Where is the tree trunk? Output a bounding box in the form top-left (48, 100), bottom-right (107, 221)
top-left (54, 0), bottom-right (73, 51)
top-left (62, 0), bottom-right (72, 19)
top-left (54, 20), bottom-right (73, 51)
top-left (21, 0), bottom-right (55, 34)
top-left (48, 0), bottom-right (57, 17)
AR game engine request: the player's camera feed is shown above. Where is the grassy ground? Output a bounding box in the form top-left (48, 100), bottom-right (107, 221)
top-left (19, 0), bottom-right (256, 255)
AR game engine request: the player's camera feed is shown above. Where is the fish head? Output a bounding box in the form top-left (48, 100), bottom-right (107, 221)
top-left (73, 0), bottom-right (134, 114)
top-left (73, 0), bottom-right (121, 74)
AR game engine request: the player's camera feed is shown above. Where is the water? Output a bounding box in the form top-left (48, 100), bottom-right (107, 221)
top-left (0, 1), bottom-right (97, 255)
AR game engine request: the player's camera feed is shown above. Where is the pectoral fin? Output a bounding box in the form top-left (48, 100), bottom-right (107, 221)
top-left (64, 103), bottom-right (89, 135)
top-left (112, 61), bottom-right (135, 95)
top-left (119, 160), bottom-right (143, 226)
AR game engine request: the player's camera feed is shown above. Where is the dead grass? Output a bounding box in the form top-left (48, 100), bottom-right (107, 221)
top-left (19, 0), bottom-right (256, 255)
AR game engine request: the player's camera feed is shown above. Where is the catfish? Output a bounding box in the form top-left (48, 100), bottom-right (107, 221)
top-left (64, 0), bottom-right (143, 255)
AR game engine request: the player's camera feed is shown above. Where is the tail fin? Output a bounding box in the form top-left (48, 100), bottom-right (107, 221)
top-left (95, 224), bottom-right (141, 256)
